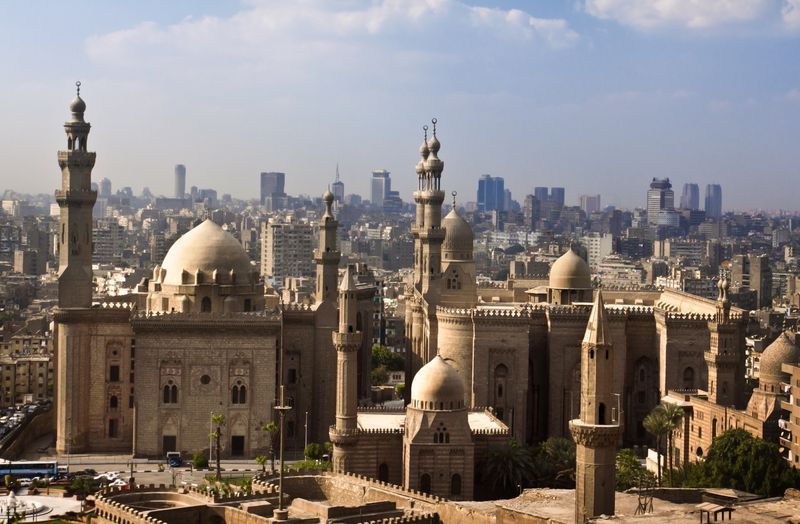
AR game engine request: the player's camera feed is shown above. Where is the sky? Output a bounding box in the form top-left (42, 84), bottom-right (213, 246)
top-left (1, 0), bottom-right (799, 211)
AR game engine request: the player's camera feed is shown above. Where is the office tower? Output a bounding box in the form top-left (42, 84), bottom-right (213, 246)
top-left (371, 170), bottom-right (391, 208)
top-left (174, 164), bottom-right (186, 198)
top-left (550, 187), bottom-right (565, 208)
top-left (731, 253), bottom-right (772, 309)
top-left (260, 218), bottom-right (314, 283)
top-left (260, 171), bottom-right (286, 206)
top-left (646, 178), bottom-right (674, 225)
top-left (332, 164), bottom-right (345, 202)
top-left (99, 177), bottom-right (112, 198)
top-left (534, 187), bottom-right (549, 204)
top-left (476, 175), bottom-right (505, 212)
top-left (680, 183), bottom-right (699, 210)
top-left (705, 183), bottom-right (722, 219)
top-left (580, 194), bottom-right (601, 215)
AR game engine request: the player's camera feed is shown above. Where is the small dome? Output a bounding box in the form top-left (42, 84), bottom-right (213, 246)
top-left (428, 135), bottom-right (440, 154)
top-left (419, 140), bottom-right (429, 158)
top-left (760, 331), bottom-right (798, 386)
top-left (411, 355), bottom-right (465, 409)
top-left (549, 247), bottom-right (591, 290)
top-left (442, 209), bottom-right (473, 259)
top-left (323, 190), bottom-right (334, 204)
top-left (159, 219), bottom-right (253, 287)
top-left (70, 95), bottom-right (86, 114)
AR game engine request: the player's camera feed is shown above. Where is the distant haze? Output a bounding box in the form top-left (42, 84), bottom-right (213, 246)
top-left (1, 0), bottom-right (799, 210)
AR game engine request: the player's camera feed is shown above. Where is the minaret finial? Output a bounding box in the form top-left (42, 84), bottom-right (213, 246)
top-left (423, 124), bottom-right (428, 142)
top-left (451, 191), bottom-right (457, 209)
top-left (75, 81), bottom-right (81, 96)
top-left (431, 117), bottom-right (437, 138)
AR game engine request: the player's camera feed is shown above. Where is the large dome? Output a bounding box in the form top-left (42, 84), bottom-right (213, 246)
top-left (442, 208), bottom-right (473, 259)
top-left (411, 355), bottom-right (465, 410)
top-left (159, 219), bottom-right (254, 286)
top-left (549, 247), bottom-right (591, 290)
top-left (759, 331), bottom-right (798, 386)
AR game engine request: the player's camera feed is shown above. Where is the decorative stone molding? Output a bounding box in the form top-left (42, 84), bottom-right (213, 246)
top-left (569, 420), bottom-right (620, 448)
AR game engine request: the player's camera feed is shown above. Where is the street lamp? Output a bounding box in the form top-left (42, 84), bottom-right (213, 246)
top-left (273, 298), bottom-right (292, 521)
top-left (304, 411), bottom-right (308, 451)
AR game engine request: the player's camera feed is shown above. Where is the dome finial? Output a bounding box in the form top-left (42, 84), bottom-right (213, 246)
top-left (451, 190), bottom-right (457, 209)
top-left (76, 80), bottom-right (81, 96)
top-left (431, 117), bottom-right (438, 138)
top-left (423, 124), bottom-right (428, 142)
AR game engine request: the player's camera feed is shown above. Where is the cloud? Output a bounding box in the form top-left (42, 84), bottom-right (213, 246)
top-left (784, 0), bottom-right (800, 29)
top-left (583, 0), bottom-right (774, 30)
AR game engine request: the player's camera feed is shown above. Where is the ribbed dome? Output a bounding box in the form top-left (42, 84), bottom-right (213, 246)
top-left (442, 208), bottom-right (473, 259)
top-left (411, 355), bottom-right (465, 410)
top-left (159, 219), bottom-right (253, 286)
top-left (760, 331), bottom-right (798, 386)
top-left (549, 247), bottom-right (591, 290)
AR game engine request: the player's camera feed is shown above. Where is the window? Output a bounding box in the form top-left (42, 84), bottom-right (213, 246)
top-left (163, 381), bottom-right (178, 404)
top-left (108, 419), bottom-right (118, 438)
top-left (420, 474), bottom-right (431, 494)
top-left (244, 299), bottom-right (252, 312)
top-left (288, 369), bottom-right (297, 384)
top-left (378, 463), bottom-right (389, 482)
top-left (682, 367), bottom-right (695, 389)
top-left (200, 375), bottom-right (211, 385)
top-left (109, 396), bottom-right (118, 410)
top-left (451, 474), bottom-right (462, 496)
top-left (109, 365), bottom-right (120, 383)
top-left (232, 381), bottom-right (247, 404)
top-left (201, 297), bottom-right (212, 313)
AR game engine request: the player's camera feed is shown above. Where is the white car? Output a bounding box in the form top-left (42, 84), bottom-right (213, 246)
top-left (108, 479), bottom-right (128, 488)
top-left (16, 478), bottom-right (32, 487)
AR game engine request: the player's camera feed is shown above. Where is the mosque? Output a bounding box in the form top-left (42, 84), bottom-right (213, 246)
top-left (53, 88), bottom-right (787, 504)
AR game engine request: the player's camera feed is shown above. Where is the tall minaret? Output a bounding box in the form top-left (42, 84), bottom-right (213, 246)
top-left (419, 119), bottom-right (445, 296)
top-left (315, 190), bottom-right (340, 304)
top-left (569, 290), bottom-right (620, 523)
top-left (706, 276), bottom-right (738, 406)
top-left (329, 266), bottom-right (362, 473)
top-left (411, 127), bottom-right (429, 288)
top-left (56, 82), bottom-right (97, 308)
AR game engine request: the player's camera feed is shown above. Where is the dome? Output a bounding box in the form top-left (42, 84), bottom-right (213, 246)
top-left (159, 219), bottom-right (253, 287)
top-left (549, 247), bottom-right (591, 290)
top-left (442, 208), bottom-right (473, 257)
top-left (759, 331), bottom-right (798, 385)
top-left (411, 355), bottom-right (465, 410)
top-left (70, 95), bottom-right (86, 114)
top-left (323, 190), bottom-right (334, 204)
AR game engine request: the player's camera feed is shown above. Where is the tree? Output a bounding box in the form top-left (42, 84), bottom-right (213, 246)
top-left (643, 405), bottom-right (671, 487)
top-left (255, 455), bottom-right (268, 474)
top-left (395, 383), bottom-right (406, 399)
top-left (192, 451), bottom-right (209, 469)
top-left (485, 440), bottom-right (535, 497)
top-left (661, 403), bottom-right (684, 486)
top-left (211, 413), bottom-right (225, 481)
top-left (304, 442), bottom-right (322, 461)
top-left (538, 437), bottom-right (576, 487)
top-left (697, 429), bottom-right (800, 497)
top-left (371, 344), bottom-right (404, 372)
top-left (616, 448), bottom-right (653, 491)
top-left (261, 421), bottom-right (279, 473)
top-left (371, 366), bottom-right (389, 386)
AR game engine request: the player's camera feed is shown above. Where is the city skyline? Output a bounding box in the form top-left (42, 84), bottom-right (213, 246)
top-left (1, 0), bottom-right (799, 210)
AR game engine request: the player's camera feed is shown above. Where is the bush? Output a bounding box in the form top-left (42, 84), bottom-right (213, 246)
top-left (616, 448), bottom-right (653, 491)
top-left (192, 452), bottom-right (209, 469)
top-left (304, 442), bottom-right (322, 461)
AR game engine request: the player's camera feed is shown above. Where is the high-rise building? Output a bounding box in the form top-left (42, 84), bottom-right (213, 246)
top-left (174, 164), bottom-right (186, 198)
top-left (260, 217), bottom-right (314, 284)
top-left (260, 171), bottom-right (286, 206)
top-left (332, 164), bottom-right (345, 203)
top-left (705, 183), bottom-right (722, 219)
top-left (371, 170), bottom-right (391, 208)
top-left (99, 177), bottom-right (112, 198)
top-left (580, 194), bottom-right (601, 215)
top-left (646, 178), bottom-right (675, 225)
top-left (534, 187), bottom-right (549, 204)
top-left (476, 174), bottom-right (504, 212)
top-left (550, 187), bottom-right (565, 208)
top-left (680, 183), bottom-right (699, 210)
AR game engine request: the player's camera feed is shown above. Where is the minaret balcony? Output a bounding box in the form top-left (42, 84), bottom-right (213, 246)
top-left (55, 189), bottom-right (98, 205)
top-left (314, 250), bottom-right (341, 263)
top-left (333, 331), bottom-right (362, 349)
top-left (329, 425), bottom-right (359, 445)
top-left (57, 150), bottom-right (96, 168)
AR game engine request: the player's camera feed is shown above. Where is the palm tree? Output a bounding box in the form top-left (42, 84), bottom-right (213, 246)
top-left (643, 406), bottom-right (670, 487)
top-left (485, 441), bottom-right (535, 497)
top-left (211, 413), bottom-right (225, 481)
top-left (255, 455), bottom-right (268, 474)
top-left (661, 403), bottom-right (685, 487)
top-left (261, 421), bottom-right (279, 473)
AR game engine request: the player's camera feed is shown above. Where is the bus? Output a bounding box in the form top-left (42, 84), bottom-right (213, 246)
top-left (0, 460), bottom-right (58, 479)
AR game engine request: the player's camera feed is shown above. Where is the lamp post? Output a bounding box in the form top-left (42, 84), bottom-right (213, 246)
top-left (304, 411), bottom-right (308, 451)
top-left (273, 298), bottom-right (292, 521)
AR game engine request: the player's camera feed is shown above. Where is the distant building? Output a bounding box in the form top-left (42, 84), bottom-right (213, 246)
top-left (680, 183), bottom-right (699, 210)
top-left (581, 233), bottom-right (613, 270)
top-left (260, 218), bottom-right (314, 284)
top-left (99, 177), bottom-right (112, 198)
top-left (731, 253), bottom-right (772, 309)
top-left (550, 187), bottom-right (565, 208)
top-left (371, 170), bottom-right (391, 208)
top-left (260, 171), bottom-right (286, 208)
top-left (705, 183), bottom-right (722, 219)
top-left (332, 164), bottom-right (345, 202)
top-left (174, 164), bottom-right (186, 198)
top-left (580, 194), bottom-right (601, 215)
top-left (476, 174), bottom-right (505, 212)
top-left (646, 178), bottom-right (676, 226)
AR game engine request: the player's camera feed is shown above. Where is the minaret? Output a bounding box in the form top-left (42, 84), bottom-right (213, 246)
top-left (419, 118), bottom-right (445, 296)
top-left (411, 126), bottom-right (429, 288)
top-left (706, 276), bottom-right (738, 406)
top-left (315, 190), bottom-right (340, 304)
top-left (56, 81), bottom-right (97, 308)
top-left (329, 266), bottom-right (362, 472)
top-left (569, 290), bottom-right (620, 523)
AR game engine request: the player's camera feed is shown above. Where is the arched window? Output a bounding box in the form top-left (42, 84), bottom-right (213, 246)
top-left (171, 385), bottom-right (178, 403)
top-left (232, 381), bottom-right (247, 405)
top-left (712, 418), bottom-right (718, 439)
top-left (420, 473), bottom-right (431, 494)
top-left (109, 396), bottom-right (118, 410)
top-left (451, 474), bottom-right (462, 496)
top-left (239, 385), bottom-right (246, 404)
top-left (598, 402), bottom-right (606, 424)
top-left (682, 367), bottom-right (695, 389)
top-left (163, 385), bottom-right (170, 404)
top-left (378, 463), bottom-right (389, 482)
top-left (163, 380), bottom-right (178, 404)
top-left (201, 297), bottom-right (212, 313)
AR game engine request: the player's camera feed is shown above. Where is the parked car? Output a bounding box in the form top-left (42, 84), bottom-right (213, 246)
top-left (17, 478), bottom-right (32, 487)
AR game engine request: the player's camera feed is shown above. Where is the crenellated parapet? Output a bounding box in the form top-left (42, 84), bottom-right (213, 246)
top-left (569, 420), bottom-right (620, 448)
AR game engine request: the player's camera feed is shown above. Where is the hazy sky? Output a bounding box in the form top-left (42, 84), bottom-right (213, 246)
top-left (2, 0), bottom-right (799, 210)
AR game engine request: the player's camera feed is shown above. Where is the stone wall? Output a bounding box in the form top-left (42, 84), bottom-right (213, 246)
top-left (1, 407), bottom-right (55, 459)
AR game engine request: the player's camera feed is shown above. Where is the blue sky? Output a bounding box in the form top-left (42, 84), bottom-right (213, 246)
top-left (1, 0), bottom-right (799, 211)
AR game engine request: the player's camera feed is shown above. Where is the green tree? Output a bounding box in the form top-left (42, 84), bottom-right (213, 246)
top-left (371, 344), bottom-right (404, 371)
top-left (616, 448), bottom-right (653, 491)
top-left (643, 405), bottom-right (670, 486)
top-left (211, 413), bottom-right (225, 481)
top-left (538, 437), bottom-right (576, 487)
top-left (261, 421), bottom-right (279, 473)
top-left (395, 383), bottom-right (406, 399)
top-left (304, 442), bottom-right (322, 461)
top-left (485, 440), bottom-right (535, 497)
top-left (192, 451), bottom-right (209, 469)
top-left (661, 403), bottom-right (684, 486)
top-left (371, 366), bottom-right (389, 386)
top-left (255, 454), bottom-right (268, 474)
top-left (698, 429), bottom-right (800, 497)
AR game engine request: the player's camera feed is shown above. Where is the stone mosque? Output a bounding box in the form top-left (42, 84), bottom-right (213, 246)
top-left (54, 87), bottom-right (785, 506)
